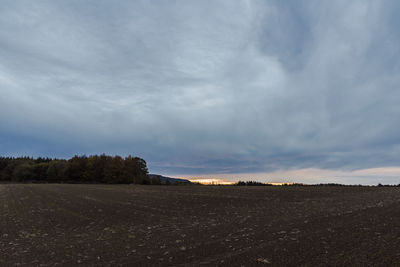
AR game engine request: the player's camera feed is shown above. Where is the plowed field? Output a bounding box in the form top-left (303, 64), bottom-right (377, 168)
top-left (1, 184), bottom-right (400, 266)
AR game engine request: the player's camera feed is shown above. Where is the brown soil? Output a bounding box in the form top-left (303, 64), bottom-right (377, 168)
top-left (1, 184), bottom-right (400, 266)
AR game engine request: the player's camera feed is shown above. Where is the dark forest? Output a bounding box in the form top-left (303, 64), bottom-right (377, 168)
top-left (0, 155), bottom-right (149, 184)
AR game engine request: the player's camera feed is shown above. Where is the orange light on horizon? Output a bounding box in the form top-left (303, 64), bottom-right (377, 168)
top-left (188, 178), bottom-right (293, 185)
top-left (189, 178), bottom-right (235, 185)
top-left (267, 182), bottom-right (294, 186)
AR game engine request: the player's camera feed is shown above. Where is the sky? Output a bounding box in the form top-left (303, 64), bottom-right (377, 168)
top-left (1, 0), bottom-right (400, 184)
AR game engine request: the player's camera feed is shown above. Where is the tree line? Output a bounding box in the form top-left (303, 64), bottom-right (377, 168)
top-left (0, 155), bottom-right (150, 184)
top-left (236, 181), bottom-right (273, 186)
top-left (236, 181), bottom-right (400, 187)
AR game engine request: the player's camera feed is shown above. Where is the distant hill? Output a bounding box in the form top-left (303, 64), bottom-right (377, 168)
top-left (148, 174), bottom-right (191, 184)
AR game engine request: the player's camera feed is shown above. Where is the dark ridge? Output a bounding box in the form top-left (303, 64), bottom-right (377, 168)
top-left (148, 174), bottom-right (191, 185)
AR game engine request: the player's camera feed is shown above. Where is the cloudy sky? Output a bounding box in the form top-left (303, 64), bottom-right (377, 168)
top-left (1, 0), bottom-right (400, 184)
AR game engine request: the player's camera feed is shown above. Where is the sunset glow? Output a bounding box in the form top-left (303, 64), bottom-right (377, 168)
top-left (179, 166), bottom-right (400, 185)
top-left (188, 179), bottom-right (235, 185)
